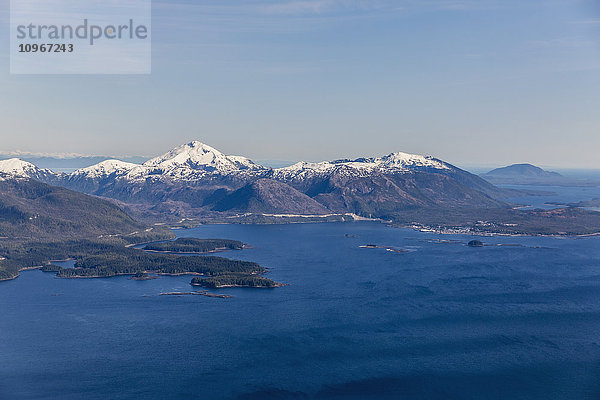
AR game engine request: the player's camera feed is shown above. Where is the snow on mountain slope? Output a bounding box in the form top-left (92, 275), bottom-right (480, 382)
top-left (61, 141), bottom-right (267, 184)
top-left (71, 159), bottom-right (140, 179)
top-left (378, 152), bottom-right (450, 170)
top-left (273, 152), bottom-right (450, 180)
top-left (143, 141), bottom-right (261, 173)
top-left (0, 158), bottom-right (54, 181)
top-left (97, 141), bottom-right (267, 182)
top-left (1, 142), bottom-right (454, 188)
top-left (0, 143), bottom-right (510, 215)
top-left (66, 143), bottom-right (452, 183)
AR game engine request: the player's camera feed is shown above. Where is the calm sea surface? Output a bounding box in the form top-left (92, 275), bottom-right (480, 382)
top-left (2, 196), bottom-right (600, 399)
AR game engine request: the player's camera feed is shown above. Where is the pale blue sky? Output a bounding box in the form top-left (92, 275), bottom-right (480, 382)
top-left (0, 0), bottom-right (599, 167)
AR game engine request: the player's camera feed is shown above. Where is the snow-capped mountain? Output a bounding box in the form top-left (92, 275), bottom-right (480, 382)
top-left (143, 141), bottom-right (262, 172)
top-left (378, 152), bottom-right (450, 170)
top-left (0, 158), bottom-right (55, 181)
top-left (273, 152), bottom-right (450, 181)
top-left (71, 159), bottom-right (140, 179)
top-left (61, 141), bottom-right (266, 184)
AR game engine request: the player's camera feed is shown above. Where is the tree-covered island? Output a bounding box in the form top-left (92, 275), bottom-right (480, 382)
top-left (191, 275), bottom-right (283, 289)
top-left (144, 238), bottom-right (245, 253)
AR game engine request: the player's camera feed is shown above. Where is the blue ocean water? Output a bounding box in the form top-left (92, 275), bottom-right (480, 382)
top-left (1, 222), bottom-right (600, 399)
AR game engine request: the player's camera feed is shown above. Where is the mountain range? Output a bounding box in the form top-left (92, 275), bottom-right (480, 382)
top-left (0, 141), bottom-right (513, 219)
top-left (2, 141), bottom-right (600, 236)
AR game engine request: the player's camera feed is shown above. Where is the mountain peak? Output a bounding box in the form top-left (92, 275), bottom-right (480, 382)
top-left (143, 141), bottom-right (262, 173)
top-left (143, 141), bottom-right (221, 166)
top-left (0, 158), bottom-right (52, 180)
top-left (73, 159), bottom-right (140, 178)
top-left (274, 150), bottom-right (451, 180)
top-left (379, 152), bottom-right (450, 170)
top-left (188, 140), bottom-right (213, 148)
top-left (0, 158), bottom-right (35, 170)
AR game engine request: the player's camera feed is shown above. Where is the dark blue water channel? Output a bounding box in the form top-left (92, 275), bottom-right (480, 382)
top-left (1, 220), bottom-right (600, 399)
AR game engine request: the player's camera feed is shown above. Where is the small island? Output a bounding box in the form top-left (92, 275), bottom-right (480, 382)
top-left (360, 244), bottom-right (408, 253)
top-left (129, 272), bottom-right (158, 281)
top-left (191, 275), bottom-right (284, 289)
top-left (468, 240), bottom-right (484, 247)
top-left (144, 238), bottom-right (246, 254)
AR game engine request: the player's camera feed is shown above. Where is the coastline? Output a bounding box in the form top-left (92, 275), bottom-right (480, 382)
top-left (0, 265), bottom-right (43, 282)
top-left (396, 223), bottom-right (600, 238)
top-left (142, 245), bottom-right (249, 255)
top-left (53, 271), bottom-right (209, 279)
top-left (191, 282), bottom-right (286, 289)
top-left (170, 218), bottom-right (600, 239)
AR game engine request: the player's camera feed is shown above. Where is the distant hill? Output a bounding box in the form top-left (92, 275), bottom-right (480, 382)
top-left (486, 164), bottom-right (562, 178)
top-left (482, 164), bottom-right (599, 186)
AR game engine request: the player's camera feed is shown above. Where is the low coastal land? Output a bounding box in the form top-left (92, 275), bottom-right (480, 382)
top-left (388, 207), bottom-right (600, 237)
top-left (148, 204), bottom-right (600, 238)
